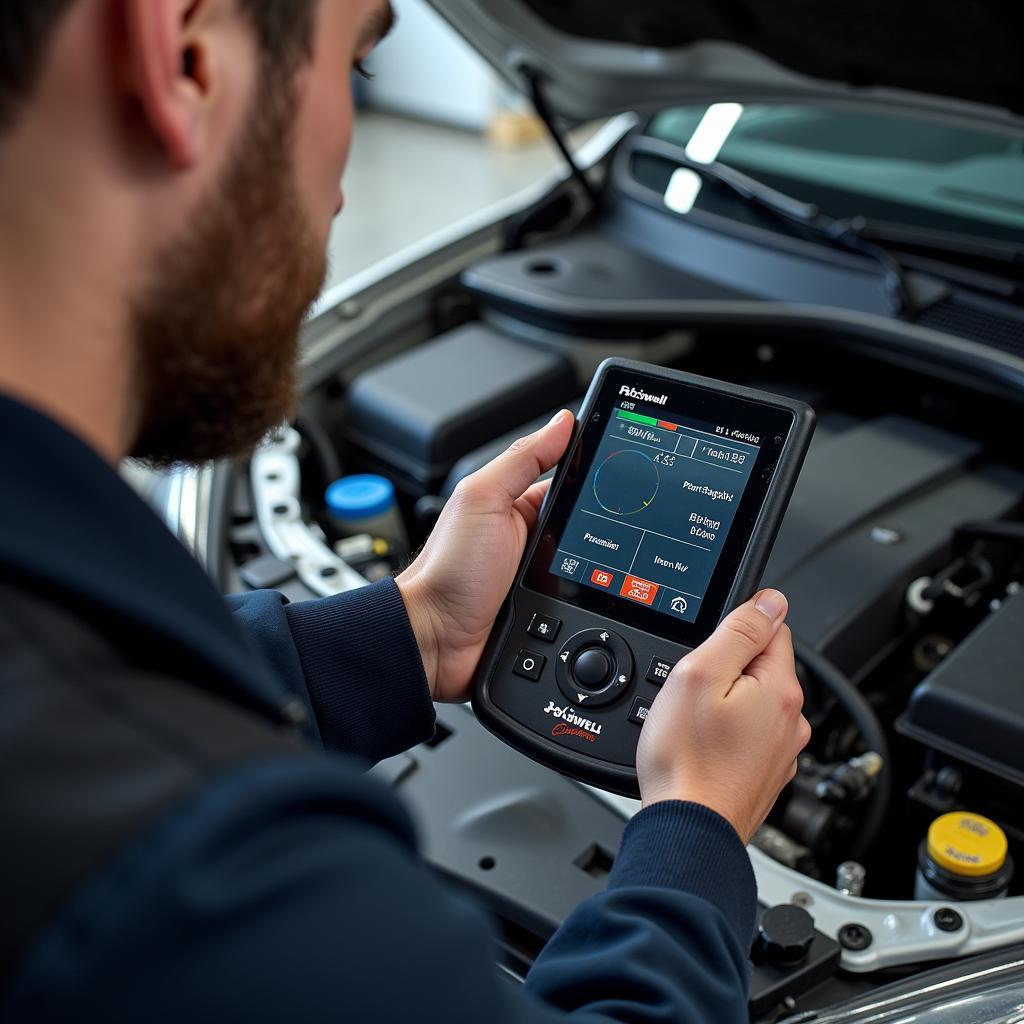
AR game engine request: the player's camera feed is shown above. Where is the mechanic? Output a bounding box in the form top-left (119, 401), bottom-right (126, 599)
top-left (0, 2), bottom-right (810, 1021)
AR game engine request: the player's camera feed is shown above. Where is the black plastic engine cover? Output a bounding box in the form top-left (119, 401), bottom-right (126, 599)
top-left (372, 704), bottom-right (627, 939)
top-left (763, 414), bottom-right (1024, 678)
top-left (344, 324), bottom-right (577, 494)
top-left (374, 706), bottom-right (843, 1017)
top-left (898, 588), bottom-right (1024, 786)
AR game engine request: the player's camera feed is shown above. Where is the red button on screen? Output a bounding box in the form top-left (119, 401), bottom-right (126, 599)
top-left (620, 575), bottom-right (659, 606)
top-left (590, 568), bottom-right (614, 588)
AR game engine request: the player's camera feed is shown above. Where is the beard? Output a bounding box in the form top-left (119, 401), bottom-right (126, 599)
top-left (129, 72), bottom-right (327, 468)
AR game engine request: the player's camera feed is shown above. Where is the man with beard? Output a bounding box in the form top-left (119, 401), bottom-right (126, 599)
top-left (0, 2), bottom-right (810, 1021)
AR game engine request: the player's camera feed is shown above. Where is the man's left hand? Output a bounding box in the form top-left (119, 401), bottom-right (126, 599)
top-left (396, 409), bottom-right (574, 703)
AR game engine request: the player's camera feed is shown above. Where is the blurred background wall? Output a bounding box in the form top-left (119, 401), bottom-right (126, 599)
top-left (358, 0), bottom-right (505, 131)
top-left (323, 0), bottom-right (568, 292)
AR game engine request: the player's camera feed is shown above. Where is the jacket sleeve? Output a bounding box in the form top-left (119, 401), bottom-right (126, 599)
top-left (3, 756), bottom-right (757, 1024)
top-left (526, 801), bottom-right (756, 1020)
top-left (226, 578), bottom-right (436, 763)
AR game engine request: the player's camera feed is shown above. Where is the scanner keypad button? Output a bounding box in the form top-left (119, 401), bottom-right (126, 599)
top-left (628, 697), bottom-right (652, 725)
top-left (512, 649), bottom-right (545, 681)
top-left (527, 613), bottom-right (561, 643)
top-left (646, 657), bottom-right (674, 686)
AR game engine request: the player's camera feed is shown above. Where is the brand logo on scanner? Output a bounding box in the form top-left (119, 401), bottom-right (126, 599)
top-left (619, 385), bottom-right (668, 406)
top-left (543, 700), bottom-right (602, 742)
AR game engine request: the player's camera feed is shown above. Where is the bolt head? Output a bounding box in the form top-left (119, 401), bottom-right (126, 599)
top-left (838, 922), bottom-right (873, 951)
top-left (758, 904), bottom-right (816, 964)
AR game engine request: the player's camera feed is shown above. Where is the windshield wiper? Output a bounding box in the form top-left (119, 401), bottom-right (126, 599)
top-left (851, 219), bottom-right (1024, 277)
top-left (632, 135), bottom-right (946, 319)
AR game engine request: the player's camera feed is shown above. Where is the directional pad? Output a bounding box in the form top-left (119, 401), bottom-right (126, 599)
top-left (573, 649), bottom-right (611, 689)
top-left (554, 628), bottom-right (633, 708)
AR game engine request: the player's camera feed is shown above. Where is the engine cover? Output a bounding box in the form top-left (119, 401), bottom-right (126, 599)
top-left (898, 588), bottom-right (1024, 787)
top-left (763, 414), bottom-right (1024, 679)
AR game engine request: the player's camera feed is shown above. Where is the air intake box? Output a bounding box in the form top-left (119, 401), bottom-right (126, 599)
top-left (344, 324), bottom-right (577, 494)
top-left (897, 589), bottom-right (1024, 786)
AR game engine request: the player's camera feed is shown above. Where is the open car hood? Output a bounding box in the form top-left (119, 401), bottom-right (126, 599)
top-left (426, 0), bottom-right (1024, 134)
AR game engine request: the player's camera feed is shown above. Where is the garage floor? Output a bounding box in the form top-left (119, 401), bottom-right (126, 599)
top-left (323, 112), bottom-right (568, 292)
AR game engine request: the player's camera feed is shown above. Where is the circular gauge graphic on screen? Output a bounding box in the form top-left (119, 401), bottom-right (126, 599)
top-left (593, 449), bottom-right (660, 515)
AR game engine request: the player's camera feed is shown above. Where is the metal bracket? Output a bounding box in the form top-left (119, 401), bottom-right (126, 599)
top-left (585, 787), bottom-right (1024, 973)
top-left (250, 428), bottom-right (367, 597)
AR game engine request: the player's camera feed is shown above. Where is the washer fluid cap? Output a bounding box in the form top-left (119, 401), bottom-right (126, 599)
top-left (927, 812), bottom-right (1007, 878)
top-left (326, 475), bottom-right (396, 521)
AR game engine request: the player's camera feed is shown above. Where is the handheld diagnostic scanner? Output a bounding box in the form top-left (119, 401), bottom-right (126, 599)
top-left (471, 358), bottom-right (815, 796)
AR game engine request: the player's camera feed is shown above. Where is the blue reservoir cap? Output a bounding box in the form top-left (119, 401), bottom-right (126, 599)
top-left (325, 475), bottom-right (396, 521)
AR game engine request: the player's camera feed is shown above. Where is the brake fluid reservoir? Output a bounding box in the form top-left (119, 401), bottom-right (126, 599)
top-left (915, 812), bottom-right (1013, 901)
top-left (326, 475), bottom-right (407, 553)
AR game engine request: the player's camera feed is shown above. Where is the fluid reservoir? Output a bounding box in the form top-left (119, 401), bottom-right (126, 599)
top-left (326, 475), bottom-right (407, 553)
top-left (915, 812), bottom-right (1013, 901)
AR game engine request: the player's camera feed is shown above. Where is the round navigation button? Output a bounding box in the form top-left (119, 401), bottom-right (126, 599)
top-left (554, 628), bottom-right (634, 708)
top-left (572, 648), bottom-right (611, 690)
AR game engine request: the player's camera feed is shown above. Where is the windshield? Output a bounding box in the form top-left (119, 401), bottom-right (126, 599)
top-left (645, 105), bottom-right (1024, 242)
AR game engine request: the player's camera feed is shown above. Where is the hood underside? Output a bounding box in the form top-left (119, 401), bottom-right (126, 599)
top-left (427, 0), bottom-right (1024, 134)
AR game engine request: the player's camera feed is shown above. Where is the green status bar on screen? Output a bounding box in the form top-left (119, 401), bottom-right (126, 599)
top-left (617, 408), bottom-right (678, 431)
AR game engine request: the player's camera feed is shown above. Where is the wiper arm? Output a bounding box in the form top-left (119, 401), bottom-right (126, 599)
top-left (851, 220), bottom-right (1024, 269)
top-left (632, 136), bottom-right (921, 318)
top-left (675, 153), bottom-right (1024, 279)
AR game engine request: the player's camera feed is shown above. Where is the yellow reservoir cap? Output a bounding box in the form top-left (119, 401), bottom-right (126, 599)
top-left (927, 812), bottom-right (1008, 877)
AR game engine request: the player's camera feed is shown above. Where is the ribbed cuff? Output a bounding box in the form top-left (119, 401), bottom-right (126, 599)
top-left (609, 801), bottom-right (757, 945)
top-left (284, 578), bottom-right (436, 763)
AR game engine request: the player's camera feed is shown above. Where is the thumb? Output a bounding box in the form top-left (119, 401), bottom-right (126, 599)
top-left (467, 410), bottom-right (574, 505)
top-left (688, 590), bottom-right (788, 691)
top-left (745, 623), bottom-right (799, 698)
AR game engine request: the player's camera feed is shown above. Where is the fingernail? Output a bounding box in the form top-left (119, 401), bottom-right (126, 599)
top-left (548, 409), bottom-right (569, 427)
top-left (755, 589), bottom-right (786, 623)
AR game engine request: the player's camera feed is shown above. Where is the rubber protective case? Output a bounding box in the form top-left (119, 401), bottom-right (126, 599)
top-left (471, 358), bottom-right (815, 795)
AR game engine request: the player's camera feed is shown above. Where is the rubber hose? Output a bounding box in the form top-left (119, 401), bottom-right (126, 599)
top-left (792, 637), bottom-right (892, 863)
top-left (294, 415), bottom-right (342, 486)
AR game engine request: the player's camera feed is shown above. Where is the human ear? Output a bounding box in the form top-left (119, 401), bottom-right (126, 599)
top-left (122, 0), bottom-right (214, 169)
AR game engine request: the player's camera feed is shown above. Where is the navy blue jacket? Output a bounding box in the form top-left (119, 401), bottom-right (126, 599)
top-left (0, 394), bottom-right (757, 1022)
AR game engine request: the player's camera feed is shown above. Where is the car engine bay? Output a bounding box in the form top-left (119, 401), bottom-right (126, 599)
top-left (191, 122), bottom-right (1024, 1019)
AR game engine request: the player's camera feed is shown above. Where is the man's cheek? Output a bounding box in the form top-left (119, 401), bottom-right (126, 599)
top-left (330, 81), bottom-right (356, 175)
top-left (300, 88), bottom-right (354, 217)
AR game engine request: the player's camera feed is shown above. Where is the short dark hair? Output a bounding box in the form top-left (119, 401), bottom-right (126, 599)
top-left (0, 0), bottom-right (317, 134)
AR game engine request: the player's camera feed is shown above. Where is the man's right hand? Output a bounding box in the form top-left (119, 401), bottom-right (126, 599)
top-left (636, 590), bottom-right (811, 844)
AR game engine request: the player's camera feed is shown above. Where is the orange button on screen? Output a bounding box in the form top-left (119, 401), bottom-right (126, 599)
top-left (590, 568), bottom-right (614, 588)
top-left (620, 575), bottom-right (659, 606)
